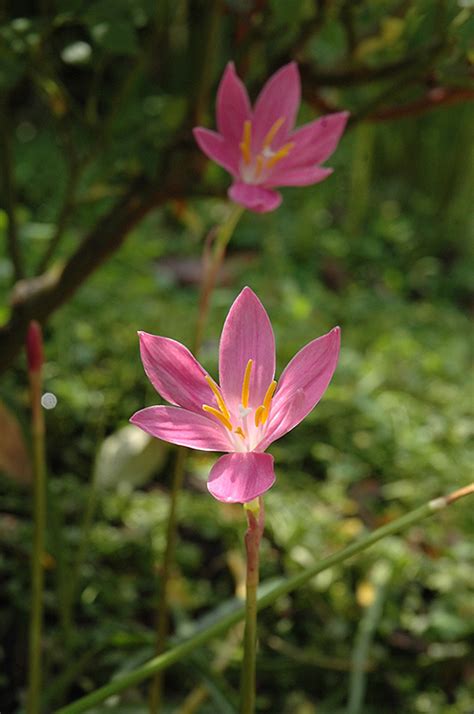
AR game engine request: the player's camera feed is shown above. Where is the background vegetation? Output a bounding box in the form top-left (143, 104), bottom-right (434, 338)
top-left (0, 1), bottom-right (473, 712)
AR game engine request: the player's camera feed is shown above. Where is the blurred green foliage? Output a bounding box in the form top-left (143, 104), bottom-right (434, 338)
top-left (1, 0), bottom-right (473, 713)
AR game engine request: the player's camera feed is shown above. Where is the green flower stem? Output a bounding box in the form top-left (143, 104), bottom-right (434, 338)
top-left (193, 203), bottom-right (245, 354)
top-left (27, 368), bottom-right (47, 714)
top-left (148, 202), bottom-right (245, 713)
top-left (347, 561), bottom-right (392, 714)
top-left (240, 498), bottom-right (265, 714)
top-left (55, 484), bottom-right (473, 714)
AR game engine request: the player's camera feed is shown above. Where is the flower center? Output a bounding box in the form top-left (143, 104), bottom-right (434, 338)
top-left (202, 360), bottom-right (277, 451)
top-left (239, 117), bottom-right (295, 185)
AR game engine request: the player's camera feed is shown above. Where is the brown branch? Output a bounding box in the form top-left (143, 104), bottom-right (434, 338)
top-left (0, 178), bottom-right (159, 374)
top-left (302, 84), bottom-right (474, 123)
top-left (0, 139), bottom-right (210, 375)
top-left (370, 86), bottom-right (474, 121)
top-left (298, 40), bottom-right (444, 88)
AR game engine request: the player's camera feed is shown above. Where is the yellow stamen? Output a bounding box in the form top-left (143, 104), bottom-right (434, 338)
top-left (234, 427), bottom-right (246, 439)
top-left (262, 117), bottom-right (285, 150)
top-left (254, 405), bottom-right (266, 427)
top-left (255, 154), bottom-right (264, 179)
top-left (202, 405), bottom-right (233, 431)
top-left (205, 375), bottom-right (230, 421)
top-left (241, 359), bottom-right (253, 408)
top-left (263, 380), bottom-right (277, 411)
top-left (239, 120), bottom-right (252, 164)
top-left (266, 142), bottom-right (294, 169)
top-left (254, 380), bottom-right (277, 427)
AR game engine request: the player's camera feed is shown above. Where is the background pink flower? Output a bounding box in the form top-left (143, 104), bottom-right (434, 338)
top-left (193, 62), bottom-right (349, 213)
top-left (131, 288), bottom-right (340, 503)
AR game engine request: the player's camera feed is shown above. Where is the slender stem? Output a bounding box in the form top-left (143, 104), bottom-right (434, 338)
top-left (193, 203), bottom-right (245, 354)
top-left (347, 562), bottom-right (391, 714)
top-left (240, 499), bottom-right (264, 714)
top-left (55, 484), bottom-right (473, 714)
top-left (148, 203), bottom-right (244, 713)
top-left (27, 369), bottom-right (47, 714)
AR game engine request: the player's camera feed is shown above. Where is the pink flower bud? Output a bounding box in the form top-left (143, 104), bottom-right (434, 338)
top-left (26, 321), bottom-right (44, 373)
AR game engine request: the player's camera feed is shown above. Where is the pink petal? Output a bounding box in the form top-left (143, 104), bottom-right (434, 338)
top-left (266, 166), bottom-right (333, 188)
top-left (207, 452), bottom-right (275, 503)
top-left (139, 332), bottom-right (214, 413)
top-left (219, 287), bottom-right (276, 413)
top-left (253, 62), bottom-right (301, 150)
top-left (256, 388), bottom-right (305, 452)
top-left (228, 182), bottom-right (282, 212)
top-left (261, 327), bottom-right (341, 447)
top-left (130, 406), bottom-right (232, 452)
top-left (193, 127), bottom-right (239, 177)
top-left (216, 62), bottom-right (252, 144)
top-left (289, 111), bottom-right (349, 166)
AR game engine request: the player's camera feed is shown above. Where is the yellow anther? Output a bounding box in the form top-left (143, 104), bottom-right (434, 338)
top-left (254, 380), bottom-right (277, 427)
top-left (202, 405), bottom-right (233, 431)
top-left (254, 405), bottom-right (266, 427)
top-left (266, 142), bottom-right (294, 169)
top-left (234, 427), bottom-right (246, 439)
top-left (205, 375), bottom-right (230, 421)
top-left (263, 380), bottom-right (277, 411)
top-left (262, 117), bottom-right (285, 150)
top-left (239, 120), bottom-right (252, 164)
top-left (241, 359), bottom-right (253, 408)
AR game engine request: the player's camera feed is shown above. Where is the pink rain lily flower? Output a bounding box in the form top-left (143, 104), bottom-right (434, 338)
top-left (130, 288), bottom-right (340, 504)
top-left (193, 62), bottom-right (349, 213)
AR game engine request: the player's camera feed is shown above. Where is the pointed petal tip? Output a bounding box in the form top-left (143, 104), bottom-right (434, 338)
top-left (129, 412), bottom-right (140, 426)
top-left (279, 60), bottom-right (299, 76)
top-left (231, 285), bottom-right (268, 318)
top-left (138, 330), bottom-right (156, 347)
top-left (239, 285), bottom-right (258, 300)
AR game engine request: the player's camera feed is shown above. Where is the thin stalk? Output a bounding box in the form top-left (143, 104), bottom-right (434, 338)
top-left (149, 201), bottom-right (244, 713)
top-left (193, 203), bottom-right (245, 353)
top-left (55, 484), bottom-right (473, 714)
top-left (240, 498), bottom-right (264, 714)
top-left (27, 326), bottom-right (46, 714)
top-left (347, 561), bottom-right (392, 714)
